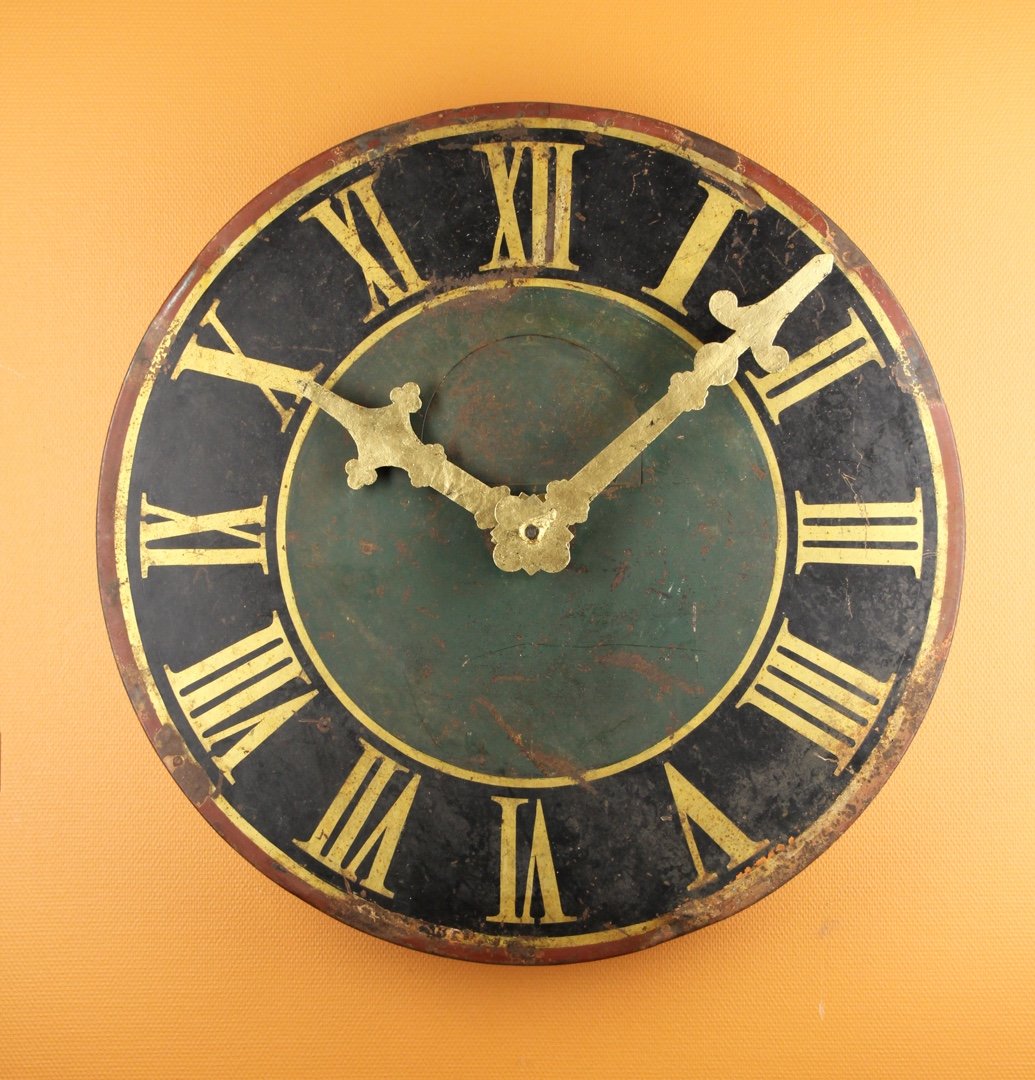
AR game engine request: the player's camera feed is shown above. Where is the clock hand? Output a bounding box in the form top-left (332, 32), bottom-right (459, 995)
top-left (561, 252), bottom-right (836, 513)
top-left (301, 380), bottom-right (509, 529)
top-left (490, 253), bottom-right (835, 574)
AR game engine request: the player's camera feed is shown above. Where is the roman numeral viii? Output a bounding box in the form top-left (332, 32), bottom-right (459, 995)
top-left (487, 797), bottom-right (575, 925)
top-left (139, 494), bottom-right (268, 576)
top-left (795, 489), bottom-right (924, 576)
top-left (738, 620), bottom-right (894, 774)
top-left (294, 740), bottom-right (420, 899)
top-left (474, 141), bottom-right (583, 271)
top-left (300, 173), bottom-right (428, 322)
top-left (164, 612), bottom-right (317, 782)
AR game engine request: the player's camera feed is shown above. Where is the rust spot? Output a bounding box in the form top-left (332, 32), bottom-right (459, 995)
top-left (596, 651), bottom-right (704, 700)
top-left (359, 540), bottom-right (379, 555)
top-left (155, 724), bottom-right (215, 805)
top-left (471, 697), bottom-right (587, 781)
top-left (300, 715), bottom-right (333, 734)
top-left (434, 713), bottom-right (464, 741)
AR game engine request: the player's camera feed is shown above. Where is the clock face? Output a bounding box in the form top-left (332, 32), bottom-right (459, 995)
top-left (98, 103), bottom-right (963, 963)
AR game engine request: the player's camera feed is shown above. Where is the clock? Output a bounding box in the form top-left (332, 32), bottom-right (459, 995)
top-left (98, 103), bottom-right (963, 963)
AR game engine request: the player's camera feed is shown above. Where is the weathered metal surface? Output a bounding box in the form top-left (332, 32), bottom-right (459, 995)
top-left (97, 103), bottom-right (963, 963)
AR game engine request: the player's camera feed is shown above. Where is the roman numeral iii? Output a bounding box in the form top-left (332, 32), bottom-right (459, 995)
top-left (139, 494), bottom-right (268, 576)
top-left (738, 620), bottom-right (894, 774)
top-left (294, 740), bottom-right (420, 899)
top-left (163, 612), bottom-right (317, 782)
top-left (795, 489), bottom-right (924, 576)
top-left (487, 797), bottom-right (575, 925)
top-left (300, 173), bottom-right (428, 322)
top-left (474, 141), bottom-right (583, 271)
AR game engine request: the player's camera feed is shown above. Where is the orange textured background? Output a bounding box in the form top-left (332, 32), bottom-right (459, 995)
top-left (2, 2), bottom-right (1032, 1076)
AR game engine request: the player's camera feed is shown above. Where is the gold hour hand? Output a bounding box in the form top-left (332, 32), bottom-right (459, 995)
top-left (302, 381), bottom-right (508, 528)
top-left (491, 253), bottom-right (836, 574)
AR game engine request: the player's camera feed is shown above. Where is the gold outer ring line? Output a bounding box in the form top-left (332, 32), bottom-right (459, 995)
top-left (276, 277), bottom-right (788, 788)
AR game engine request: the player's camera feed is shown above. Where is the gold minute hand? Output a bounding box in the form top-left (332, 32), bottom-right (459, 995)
top-left (564, 252), bottom-right (835, 510)
top-left (302, 381), bottom-right (509, 528)
top-left (490, 253), bottom-right (835, 574)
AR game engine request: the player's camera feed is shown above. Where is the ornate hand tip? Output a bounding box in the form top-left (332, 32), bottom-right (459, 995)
top-left (754, 343), bottom-right (790, 374)
top-left (708, 289), bottom-right (740, 324)
top-left (784, 253), bottom-right (835, 302)
top-left (704, 252), bottom-right (836, 377)
top-left (390, 383), bottom-right (422, 412)
top-left (345, 458), bottom-right (378, 489)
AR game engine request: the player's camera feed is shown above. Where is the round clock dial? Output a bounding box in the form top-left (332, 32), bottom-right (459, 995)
top-left (98, 103), bottom-right (962, 963)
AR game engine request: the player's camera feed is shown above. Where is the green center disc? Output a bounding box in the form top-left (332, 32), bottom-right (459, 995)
top-left (281, 283), bottom-right (783, 785)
